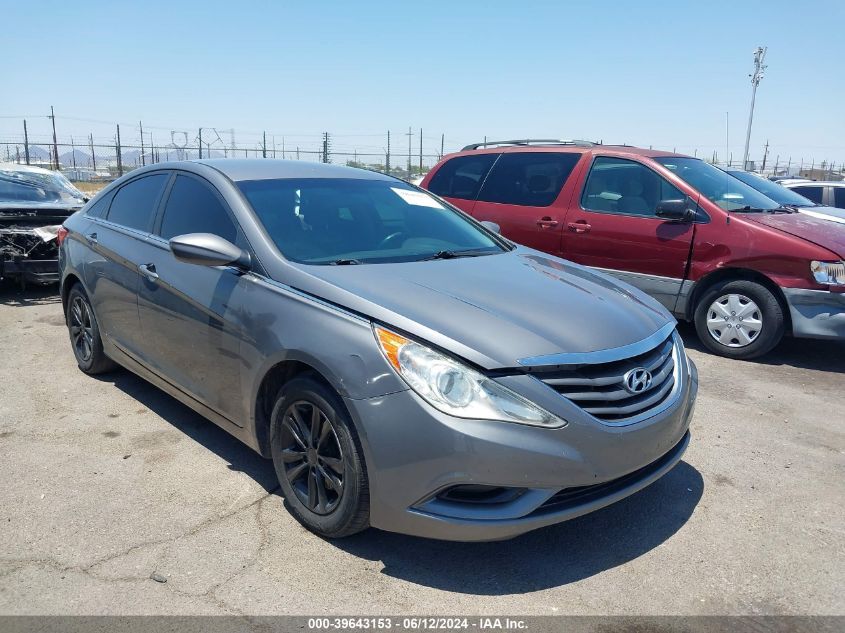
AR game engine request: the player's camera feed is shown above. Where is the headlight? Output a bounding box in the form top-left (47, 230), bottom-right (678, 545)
top-left (810, 261), bottom-right (845, 286)
top-left (374, 325), bottom-right (566, 428)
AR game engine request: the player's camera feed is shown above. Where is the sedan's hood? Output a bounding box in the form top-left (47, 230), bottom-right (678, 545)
top-left (290, 249), bottom-right (674, 370)
top-left (743, 212), bottom-right (845, 259)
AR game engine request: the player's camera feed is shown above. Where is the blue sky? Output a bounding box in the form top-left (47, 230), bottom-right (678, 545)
top-left (4, 0), bottom-right (844, 166)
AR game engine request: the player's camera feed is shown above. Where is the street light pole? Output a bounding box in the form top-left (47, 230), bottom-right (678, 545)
top-left (742, 46), bottom-right (767, 171)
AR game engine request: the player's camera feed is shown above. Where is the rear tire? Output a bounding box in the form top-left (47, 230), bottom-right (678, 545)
top-left (65, 284), bottom-right (118, 374)
top-left (693, 279), bottom-right (784, 359)
top-left (270, 376), bottom-right (369, 538)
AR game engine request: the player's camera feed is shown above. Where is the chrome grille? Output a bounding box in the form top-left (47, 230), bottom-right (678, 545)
top-left (531, 333), bottom-right (678, 423)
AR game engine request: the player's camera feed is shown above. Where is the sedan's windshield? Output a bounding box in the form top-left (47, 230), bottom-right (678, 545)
top-left (727, 170), bottom-right (816, 208)
top-left (654, 157), bottom-right (780, 211)
top-left (238, 178), bottom-right (505, 264)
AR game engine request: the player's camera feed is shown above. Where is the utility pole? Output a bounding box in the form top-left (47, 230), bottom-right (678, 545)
top-left (89, 134), bottom-right (96, 170)
top-left (71, 137), bottom-right (77, 170)
top-left (441, 133), bottom-right (445, 159)
top-left (406, 126), bottom-right (412, 180)
top-left (742, 46), bottom-right (767, 170)
top-left (49, 106), bottom-right (59, 170)
top-left (23, 119), bottom-right (30, 165)
top-left (262, 131), bottom-right (267, 158)
top-left (386, 130), bottom-right (391, 174)
top-left (139, 121), bottom-right (145, 166)
top-left (198, 128), bottom-right (203, 159)
top-left (116, 124), bottom-right (123, 176)
top-left (419, 128), bottom-right (423, 174)
top-left (322, 132), bottom-right (330, 163)
top-left (761, 139), bottom-right (769, 172)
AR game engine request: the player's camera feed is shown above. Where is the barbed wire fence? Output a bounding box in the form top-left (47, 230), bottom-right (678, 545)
top-left (1, 112), bottom-right (843, 184)
top-left (0, 114), bottom-right (452, 184)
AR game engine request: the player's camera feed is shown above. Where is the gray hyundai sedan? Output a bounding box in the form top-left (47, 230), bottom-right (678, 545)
top-left (58, 159), bottom-right (697, 541)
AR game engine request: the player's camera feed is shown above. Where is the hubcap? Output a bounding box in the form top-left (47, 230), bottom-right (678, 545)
top-left (69, 296), bottom-right (95, 362)
top-left (706, 293), bottom-right (762, 348)
top-left (279, 401), bottom-right (345, 515)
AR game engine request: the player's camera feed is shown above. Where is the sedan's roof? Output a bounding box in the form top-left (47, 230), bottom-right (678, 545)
top-left (193, 159), bottom-right (396, 182)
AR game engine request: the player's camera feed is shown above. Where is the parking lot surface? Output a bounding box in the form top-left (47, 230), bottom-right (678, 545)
top-left (0, 284), bottom-right (843, 616)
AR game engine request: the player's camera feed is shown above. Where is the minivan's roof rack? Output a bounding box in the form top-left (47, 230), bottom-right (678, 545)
top-left (461, 139), bottom-right (597, 151)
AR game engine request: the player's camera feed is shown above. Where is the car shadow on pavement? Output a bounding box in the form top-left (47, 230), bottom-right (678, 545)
top-left (0, 282), bottom-right (61, 307)
top-left (94, 369), bottom-right (280, 494)
top-left (676, 321), bottom-right (845, 373)
top-left (330, 461), bottom-right (703, 594)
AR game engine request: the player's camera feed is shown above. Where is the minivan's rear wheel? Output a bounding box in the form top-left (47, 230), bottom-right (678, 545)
top-left (694, 279), bottom-right (784, 359)
top-left (270, 376), bottom-right (369, 538)
top-left (66, 284), bottom-right (117, 374)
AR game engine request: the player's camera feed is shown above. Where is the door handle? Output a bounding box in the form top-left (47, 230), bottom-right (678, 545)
top-left (139, 263), bottom-right (159, 282)
top-left (567, 221), bottom-right (592, 234)
top-left (536, 216), bottom-right (559, 228)
top-left (85, 232), bottom-right (98, 244)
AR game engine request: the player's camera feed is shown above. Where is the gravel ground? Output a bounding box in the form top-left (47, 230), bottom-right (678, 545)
top-left (0, 283), bottom-right (842, 616)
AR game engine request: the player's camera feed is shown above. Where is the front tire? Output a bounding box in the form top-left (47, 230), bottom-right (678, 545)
top-left (65, 284), bottom-right (117, 374)
top-left (693, 279), bottom-right (784, 359)
top-left (270, 376), bottom-right (369, 538)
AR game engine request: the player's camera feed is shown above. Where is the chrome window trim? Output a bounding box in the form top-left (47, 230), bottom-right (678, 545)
top-left (517, 321), bottom-right (677, 368)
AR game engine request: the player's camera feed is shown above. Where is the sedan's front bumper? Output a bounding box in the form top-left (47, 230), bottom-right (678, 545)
top-left (783, 288), bottom-right (845, 340)
top-left (344, 358), bottom-right (698, 541)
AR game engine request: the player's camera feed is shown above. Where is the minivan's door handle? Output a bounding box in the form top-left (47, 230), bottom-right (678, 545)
top-left (567, 221), bottom-right (592, 234)
top-left (85, 232), bottom-right (98, 244)
top-left (536, 216), bottom-right (559, 228)
top-left (138, 263), bottom-right (159, 282)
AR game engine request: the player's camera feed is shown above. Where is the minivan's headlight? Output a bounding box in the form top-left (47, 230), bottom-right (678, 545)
top-left (811, 261), bottom-right (845, 286)
top-left (374, 326), bottom-right (566, 428)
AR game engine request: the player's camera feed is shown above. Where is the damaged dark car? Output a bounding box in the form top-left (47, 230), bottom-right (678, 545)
top-left (0, 164), bottom-right (86, 287)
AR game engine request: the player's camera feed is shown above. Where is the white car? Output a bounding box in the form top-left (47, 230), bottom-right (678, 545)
top-left (783, 180), bottom-right (845, 211)
top-left (726, 170), bottom-right (845, 224)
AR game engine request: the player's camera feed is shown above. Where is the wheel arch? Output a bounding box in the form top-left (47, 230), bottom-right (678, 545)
top-left (60, 272), bottom-right (84, 314)
top-left (686, 267), bottom-right (792, 335)
top-left (252, 357), bottom-right (351, 458)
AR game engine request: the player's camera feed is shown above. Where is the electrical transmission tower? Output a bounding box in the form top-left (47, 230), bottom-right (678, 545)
top-left (742, 46), bottom-right (767, 170)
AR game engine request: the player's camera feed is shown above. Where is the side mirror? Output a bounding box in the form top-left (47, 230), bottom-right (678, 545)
top-left (655, 199), bottom-right (694, 222)
top-left (480, 220), bottom-right (500, 234)
top-left (169, 233), bottom-right (251, 270)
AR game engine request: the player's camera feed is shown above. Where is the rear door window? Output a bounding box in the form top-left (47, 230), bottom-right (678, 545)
top-left (427, 154), bottom-right (497, 200)
top-left (85, 191), bottom-right (114, 218)
top-left (158, 175), bottom-right (238, 243)
top-left (476, 152), bottom-right (580, 207)
top-left (791, 185), bottom-right (824, 204)
top-left (106, 173), bottom-right (169, 232)
top-left (581, 157), bottom-right (684, 217)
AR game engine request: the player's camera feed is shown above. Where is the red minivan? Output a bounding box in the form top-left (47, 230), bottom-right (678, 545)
top-left (421, 140), bottom-right (845, 359)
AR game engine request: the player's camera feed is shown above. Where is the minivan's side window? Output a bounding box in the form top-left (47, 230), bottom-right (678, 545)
top-left (477, 152), bottom-right (581, 207)
top-left (791, 185), bottom-right (824, 205)
top-left (427, 154), bottom-right (497, 200)
top-left (159, 175), bottom-right (237, 243)
top-left (581, 157), bottom-right (684, 217)
top-left (106, 174), bottom-right (169, 231)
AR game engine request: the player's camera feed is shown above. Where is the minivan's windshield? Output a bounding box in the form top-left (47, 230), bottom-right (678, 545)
top-left (654, 157), bottom-right (780, 211)
top-left (238, 178), bottom-right (505, 264)
top-left (727, 170), bottom-right (816, 208)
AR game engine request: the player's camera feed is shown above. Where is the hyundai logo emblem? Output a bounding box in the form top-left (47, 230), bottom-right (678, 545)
top-left (623, 368), bottom-right (653, 394)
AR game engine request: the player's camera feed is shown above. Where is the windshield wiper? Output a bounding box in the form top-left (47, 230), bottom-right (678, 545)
top-left (420, 249), bottom-right (495, 261)
top-left (329, 258), bottom-right (362, 265)
top-left (732, 206), bottom-right (766, 213)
